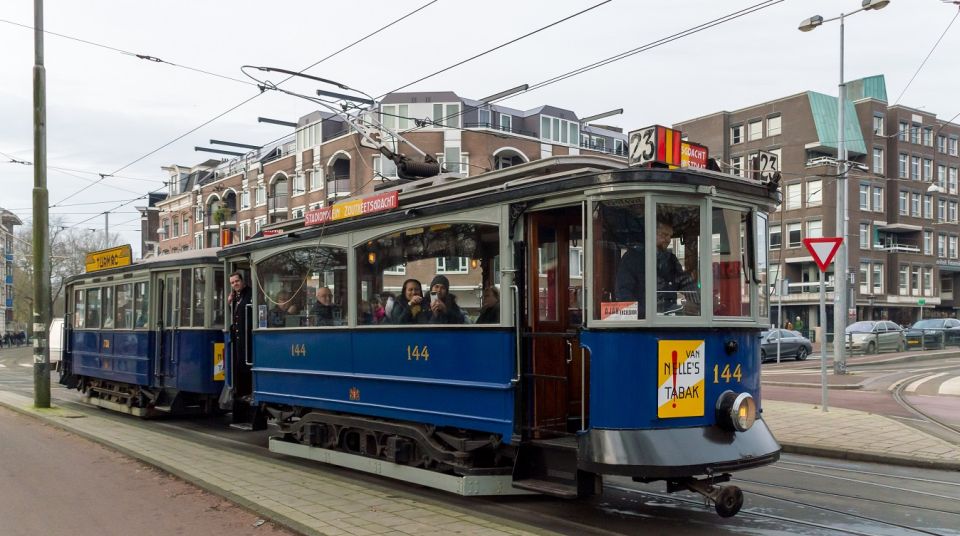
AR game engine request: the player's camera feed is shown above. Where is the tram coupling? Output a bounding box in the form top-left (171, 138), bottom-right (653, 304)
top-left (665, 474), bottom-right (743, 518)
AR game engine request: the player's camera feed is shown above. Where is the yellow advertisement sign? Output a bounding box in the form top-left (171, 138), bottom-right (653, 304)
top-left (85, 244), bottom-right (132, 273)
top-left (213, 342), bottom-right (225, 381)
top-left (657, 340), bottom-right (705, 418)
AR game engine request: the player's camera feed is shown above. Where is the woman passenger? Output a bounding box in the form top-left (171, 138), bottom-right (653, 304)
top-left (392, 279), bottom-right (429, 324)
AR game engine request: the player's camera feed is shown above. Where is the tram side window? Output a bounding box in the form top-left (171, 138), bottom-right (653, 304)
top-left (115, 283), bottom-right (133, 330)
top-left (193, 267), bottom-right (206, 327)
top-left (134, 282), bottom-right (149, 328)
top-left (180, 269), bottom-right (192, 327)
top-left (255, 246), bottom-right (348, 328)
top-left (102, 286), bottom-right (115, 329)
top-left (355, 223), bottom-right (500, 326)
top-left (85, 288), bottom-right (102, 328)
top-left (712, 207), bottom-right (750, 317)
top-left (655, 204), bottom-right (701, 317)
top-left (212, 269), bottom-right (225, 328)
top-left (74, 289), bottom-right (85, 329)
top-left (594, 198), bottom-right (647, 320)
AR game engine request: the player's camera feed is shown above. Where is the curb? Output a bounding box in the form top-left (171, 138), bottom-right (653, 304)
top-left (0, 397), bottom-right (555, 536)
top-left (778, 441), bottom-right (960, 472)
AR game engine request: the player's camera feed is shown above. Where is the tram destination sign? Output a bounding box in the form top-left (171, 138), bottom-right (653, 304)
top-left (85, 244), bottom-right (133, 273)
top-left (305, 191), bottom-right (399, 226)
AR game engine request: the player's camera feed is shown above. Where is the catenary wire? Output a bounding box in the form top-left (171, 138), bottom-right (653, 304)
top-left (892, 6), bottom-right (960, 106)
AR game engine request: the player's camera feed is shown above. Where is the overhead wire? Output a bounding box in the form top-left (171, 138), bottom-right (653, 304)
top-left (59, 0), bottom-right (439, 230)
top-left (891, 6), bottom-right (960, 106)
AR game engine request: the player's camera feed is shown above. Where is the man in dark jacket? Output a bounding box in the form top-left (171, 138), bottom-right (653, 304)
top-left (227, 271), bottom-right (252, 399)
top-left (427, 275), bottom-right (464, 324)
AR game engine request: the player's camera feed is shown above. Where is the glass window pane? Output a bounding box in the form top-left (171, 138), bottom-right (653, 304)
top-left (85, 288), bottom-right (101, 329)
top-left (74, 289), bottom-right (85, 329)
top-left (596, 198), bottom-right (646, 320)
top-left (256, 247), bottom-right (348, 328)
top-left (193, 268), bottom-right (206, 327)
top-left (180, 269), bottom-right (192, 327)
top-left (101, 286), bottom-right (114, 329)
top-left (355, 223), bottom-right (499, 325)
top-left (656, 204), bottom-right (701, 316)
top-left (712, 208), bottom-right (749, 316)
top-left (134, 282), bottom-right (149, 328)
top-left (537, 227), bottom-right (559, 322)
top-left (115, 284), bottom-right (133, 330)
top-left (212, 270), bottom-right (225, 328)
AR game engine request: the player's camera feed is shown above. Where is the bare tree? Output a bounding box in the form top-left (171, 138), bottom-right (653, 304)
top-left (14, 218), bottom-right (115, 324)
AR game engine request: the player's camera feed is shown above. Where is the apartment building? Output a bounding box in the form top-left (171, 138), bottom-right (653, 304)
top-left (0, 208), bottom-right (22, 336)
top-left (154, 90), bottom-right (628, 256)
top-left (677, 75), bottom-right (960, 328)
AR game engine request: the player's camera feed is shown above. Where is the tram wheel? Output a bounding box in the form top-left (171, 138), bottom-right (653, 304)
top-left (714, 486), bottom-right (743, 518)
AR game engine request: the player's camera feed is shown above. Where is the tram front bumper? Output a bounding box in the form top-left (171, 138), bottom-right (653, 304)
top-left (577, 419), bottom-right (781, 479)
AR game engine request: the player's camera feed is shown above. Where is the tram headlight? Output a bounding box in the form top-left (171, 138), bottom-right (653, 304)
top-left (716, 391), bottom-right (756, 432)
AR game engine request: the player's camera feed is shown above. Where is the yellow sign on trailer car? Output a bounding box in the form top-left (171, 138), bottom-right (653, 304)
top-left (84, 245), bottom-right (132, 273)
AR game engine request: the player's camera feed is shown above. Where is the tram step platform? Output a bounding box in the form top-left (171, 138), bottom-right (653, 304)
top-left (511, 478), bottom-right (578, 498)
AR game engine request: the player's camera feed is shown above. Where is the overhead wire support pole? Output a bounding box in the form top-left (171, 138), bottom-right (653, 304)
top-left (32, 0), bottom-right (51, 408)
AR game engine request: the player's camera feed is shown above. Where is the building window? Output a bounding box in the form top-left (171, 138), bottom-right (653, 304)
top-left (951, 201), bottom-right (959, 223)
top-left (950, 167), bottom-right (959, 194)
top-left (938, 165), bottom-right (947, 189)
top-left (256, 184), bottom-right (266, 206)
top-left (924, 231), bottom-right (933, 255)
top-left (374, 155), bottom-right (398, 179)
top-left (939, 199), bottom-right (947, 222)
top-left (924, 194), bottom-right (933, 219)
top-left (923, 268), bottom-right (933, 297)
top-left (161, 219), bottom-right (170, 240)
top-left (911, 156), bottom-right (921, 180)
top-left (911, 193), bottom-right (921, 217)
top-left (770, 225), bottom-right (782, 249)
top-left (310, 169), bottom-right (323, 191)
top-left (873, 263), bottom-right (883, 294)
top-left (938, 135), bottom-right (948, 153)
top-left (432, 103), bottom-right (461, 129)
top-left (951, 236), bottom-right (959, 259)
top-left (767, 115), bottom-right (781, 136)
top-left (293, 173), bottom-right (305, 195)
top-left (539, 114), bottom-right (578, 145)
top-left (730, 125), bottom-right (743, 144)
top-left (938, 234), bottom-right (947, 257)
top-left (182, 215), bottom-right (189, 236)
top-left (195, 234), bottom-right (202, 250)
top-left (730, 156), bottom-right (744, 177)
top-left (786, 183), bottom-right (801, 210)
top-left (860, 262), bottom-right (870, 295)
top-left (950, 137), bottom-right (958, 156)
top-left (899, 191), bottom-right (908, 216)
top-left (807, 179), bottom-right (822, 206)
top-left (873, 114), bottom-right (884, 135)
top-left (898, 154), bottom-right (908, 178)
top-left (911, 266), bottom-right (921, 296)
top-left (898, 266), bottom-right (908, 295)
top-left (872, 187), bottom-right (883, 212)
top-left (923, 127), bottom-right (934, 147)
top-left (241, 189), bottom-right (250, 209)
top-left (898, 122), bottom-right (908, 141)
top-left (436, 256), bottom-right (469, 274)
top-left (748, 120), bottom-right (762, 141)
top-left (873, 147), bottom-right (884, 174)
top-left (859, 223), bottom-right (870, 249)
top-left (910, 124), bottom-right (920, 145)
top-left (922, 159), bottom-right (933, 182)
top-left (441, 146), bottom-right (466, 174)
top-left (787, 222), bottom-right (801, 247)
top-left (806, 219), bottom-right (822, 239)
top-left (499, 113), bottom-right (512, 131)
top-left (859, 184), bottom-right (870, 210)
top-left (172, 218), bottom-right (179, 237)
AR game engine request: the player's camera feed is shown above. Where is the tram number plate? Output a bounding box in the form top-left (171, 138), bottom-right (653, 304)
top-left (629, 127), bottom-right (657, 166)
top-left (657, 340), bottom-right (705, 419)
top-left (756, 150), bottom-right (779, 181)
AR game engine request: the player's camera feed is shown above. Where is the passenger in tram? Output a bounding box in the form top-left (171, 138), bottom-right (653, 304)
top-left (427, 275), bottom-right (464, 324)
top-left (476, 286), bottom-right (500, 324)
top-left (310, 287), bottom-right (340, 326)
top-left (614, 218), bottom-right (699, 315)
top-left (268, 290), bottom-right (298, 327)
top-left (392, 279), bottom-right (430, 324)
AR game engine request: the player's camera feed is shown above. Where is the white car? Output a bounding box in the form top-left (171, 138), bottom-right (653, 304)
top-left (48, 317), bottom-right (64, 369)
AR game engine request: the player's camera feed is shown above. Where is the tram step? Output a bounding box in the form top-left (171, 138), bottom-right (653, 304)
top-left (229, 423), bottom-right (255, 431)
top-left (511, 478), bottom-right (578, 498)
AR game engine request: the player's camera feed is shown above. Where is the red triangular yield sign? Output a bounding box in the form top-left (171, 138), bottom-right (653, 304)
top-left (803, 237), bottom-right (843, 272)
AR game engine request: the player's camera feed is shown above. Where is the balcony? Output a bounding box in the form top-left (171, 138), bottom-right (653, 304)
top-left (580, 140), bottom-right (627, 157)
top-left (463, 122), bottom-right (536, 138)
top-left (326, 177), bottom-right (351, 197)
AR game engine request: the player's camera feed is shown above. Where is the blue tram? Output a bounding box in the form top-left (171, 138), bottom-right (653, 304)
top-left (60, 249), bottom-right (227, 416)
top-left (219, 154), bottom-right (781, 516)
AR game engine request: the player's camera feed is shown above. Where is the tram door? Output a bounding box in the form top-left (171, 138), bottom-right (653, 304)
top-left (155, 271), bottom-right (180, 388)
top-left (526, 207), bottom-right (588, 436)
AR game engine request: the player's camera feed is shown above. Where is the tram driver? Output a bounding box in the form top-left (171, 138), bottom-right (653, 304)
top-left (615, 215), bottom-right (700, 316)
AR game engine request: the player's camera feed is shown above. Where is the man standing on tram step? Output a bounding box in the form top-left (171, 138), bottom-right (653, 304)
top-left (226, 271), bottom-right (253, 410)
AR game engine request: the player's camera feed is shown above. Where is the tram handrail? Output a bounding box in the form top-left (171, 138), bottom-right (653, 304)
top-left (511, 284), bottom-right (521, 385)
top-left (244, 303), bottom-right (253, 366)
top-left (581, 344), bottom-right (590, 432)
top-left (153, 321), bottom-right (162, 379)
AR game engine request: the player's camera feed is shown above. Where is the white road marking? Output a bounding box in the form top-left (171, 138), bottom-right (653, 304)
top-left (904, 372), bottom-right (948, 393)
top-left (938, 375), bottom-right (960, 396)
top-left (0, 363), bottom-right (6, 368)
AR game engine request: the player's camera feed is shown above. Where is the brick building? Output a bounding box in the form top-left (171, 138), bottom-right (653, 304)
top-left (0, 208), bottom-right (22, 336)
top-left (677, 75), bottom-right (960, 328)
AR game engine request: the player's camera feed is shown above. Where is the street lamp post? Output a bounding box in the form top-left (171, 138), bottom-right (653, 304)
top-left (799, 0), bottom-right (890, 374)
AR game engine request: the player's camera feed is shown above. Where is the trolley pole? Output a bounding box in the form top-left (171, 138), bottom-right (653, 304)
top-left (32, 0), bottom-right (51, 408)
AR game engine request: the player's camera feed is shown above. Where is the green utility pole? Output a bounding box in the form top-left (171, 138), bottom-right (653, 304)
top-left (32, 0), bottom-right (50, 408)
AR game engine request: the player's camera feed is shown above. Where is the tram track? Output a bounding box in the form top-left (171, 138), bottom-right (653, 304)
top-left (776, 459), bottom-right (960, 489)
top-left (606, 483), bottom-right (947, 536)
top-left (892, 370), bottom-right (960, 438)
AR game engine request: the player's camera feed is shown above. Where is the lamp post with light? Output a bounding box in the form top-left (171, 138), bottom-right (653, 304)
top-left (799, 0), bottom-right (891, 374)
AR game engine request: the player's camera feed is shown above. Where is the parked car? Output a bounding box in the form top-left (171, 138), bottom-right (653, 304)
top-left (903, 318), bottom-right (960, 350)
top-left (845, 320), bottom-right (905, 354)
top-left (760, 329), bottom-right (812, 362)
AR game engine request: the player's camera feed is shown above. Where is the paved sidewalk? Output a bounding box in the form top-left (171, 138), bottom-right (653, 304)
top-left (0, 391), bottom-right (549, 536)
top-left (762, 399), bottom-right (960, 470)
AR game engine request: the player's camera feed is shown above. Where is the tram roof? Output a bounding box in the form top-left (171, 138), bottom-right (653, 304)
top-left (220, 155), bottom-right (778, 257)
top-left (66, 247), bottom-right (222, 285)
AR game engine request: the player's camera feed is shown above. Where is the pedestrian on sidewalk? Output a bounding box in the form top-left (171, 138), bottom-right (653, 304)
top-left (785, 320), bottom-right (794, 330)
top-left (794, 316), bottom-right (804, 333)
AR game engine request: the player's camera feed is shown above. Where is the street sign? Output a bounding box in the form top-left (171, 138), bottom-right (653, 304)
top-left (803, 237), bottom-right (843, 272)
top-left (918, 298), bottom-right (926, 306)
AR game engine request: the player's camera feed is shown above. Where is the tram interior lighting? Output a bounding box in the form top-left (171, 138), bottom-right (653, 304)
top-left (470, 258), bottom-right (479, 269)
top-left (367, 252), bottom-right (377, 265)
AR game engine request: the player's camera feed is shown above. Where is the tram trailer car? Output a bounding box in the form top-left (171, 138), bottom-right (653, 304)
top-left (60, 248), bottom-right (228, 416)
top-left (223, 155), bottom-right (780, 517)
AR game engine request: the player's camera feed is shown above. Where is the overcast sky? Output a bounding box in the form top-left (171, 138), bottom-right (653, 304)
top-left (2, 0), bottom-right (958, 256)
